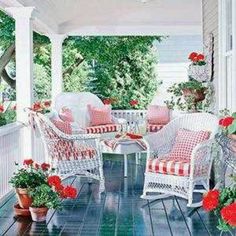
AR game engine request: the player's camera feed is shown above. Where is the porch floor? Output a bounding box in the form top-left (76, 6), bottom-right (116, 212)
top-left (0, 155), bottom-right (228, 236)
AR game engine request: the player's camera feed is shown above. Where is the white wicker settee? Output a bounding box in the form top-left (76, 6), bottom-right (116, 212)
top-left (54, 92), bottom-right (126, 138)
top-left (141, 112), bottom-right (219, 207)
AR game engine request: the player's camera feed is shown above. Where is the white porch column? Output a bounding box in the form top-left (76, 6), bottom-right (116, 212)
top-left (6, 7), bottom-right (35, 157)
top-left (49, 34), bottom-right (66, 103)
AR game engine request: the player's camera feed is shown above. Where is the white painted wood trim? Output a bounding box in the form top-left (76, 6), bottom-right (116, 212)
top-left (232, 0), bottom-right (236, 110)
top-left (0, 122), bottom-right (23, 137)
top-left (49, 34), bottom-right (67, 104)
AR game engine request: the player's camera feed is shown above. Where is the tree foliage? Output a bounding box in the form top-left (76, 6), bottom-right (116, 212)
top-left (0, 9), bottom-right (163, 109)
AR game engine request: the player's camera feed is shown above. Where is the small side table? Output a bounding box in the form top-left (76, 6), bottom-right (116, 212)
top-left (101, 139), bottom-right (149, 177)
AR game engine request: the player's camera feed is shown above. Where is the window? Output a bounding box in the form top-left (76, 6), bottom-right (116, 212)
top-left (219, 0), bottom-right (235, 111)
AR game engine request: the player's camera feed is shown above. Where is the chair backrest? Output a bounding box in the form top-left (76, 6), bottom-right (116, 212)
top-left (164, 112), bottom-right (219, 139)
top-left (54, 92), bottom-right (104, 128)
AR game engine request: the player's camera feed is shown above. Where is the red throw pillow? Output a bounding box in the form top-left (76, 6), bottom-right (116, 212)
top-left (147, 105), bottom-right (170, 125)
top-left (59, 107), bottom-right (74, 123)
top-left (168, 129), bottom-right (210, 160)
top-left (87, 104), bottom-right (113, 126)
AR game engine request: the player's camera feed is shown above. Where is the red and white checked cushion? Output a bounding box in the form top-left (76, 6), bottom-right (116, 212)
top-left (52, 119), bottom-right (72, 135)
top-left (147, 124), bottom-right (164, 132)
top-left (86, 124), bottom-right (121, 134)
top-left (87, 104), bottom-right (112, 126)
top-left (169, 129), bottom-right (210, 160)
top-left (41, 120), bottom-right (96, 161)
top-left (147, 156), bottom-right (190, 176)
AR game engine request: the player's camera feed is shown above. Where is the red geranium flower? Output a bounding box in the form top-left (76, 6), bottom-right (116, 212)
top-left (202, 189), bottom-right (220, 212)
top-left (0, 105), bottom-right (4, 113)
top-left (44, 100), bottom-right (51, 108)
top-left (55, 184), bottom-right (65, 195)
top-left (220, 202), bottom-right (236, 227)
top-left (41, 163), bottom-right (50, 171)
top-left (103, 98), bottom-right (112, 105)
top-left (23, 159), bottom-right (34, 166)
top-left (219, 118), bottom-right (224, 126)
top-left (34, 163), bottom-right (40, 169)
top-left (12, 104), bottom-right (16, 110)
top-left (32, 102), bottom-right (42, 111)
top-left (222, 116), bottom-right (235, 127)
top-left (188, 52), bottom-right (198, 61)
top-left (192, 56), bottom-right (199, 62)
top-left (48, 175), bottom-right (61, 188)
top-left (197, 54), bottom-right (205, 61)
top-left (63, 186), bottom-right (77, 199)
top-left (129, 100), bottom-right (138, 107)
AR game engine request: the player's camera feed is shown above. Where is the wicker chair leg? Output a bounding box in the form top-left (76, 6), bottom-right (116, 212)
top-left (187, 183), bottom-right (194, 207)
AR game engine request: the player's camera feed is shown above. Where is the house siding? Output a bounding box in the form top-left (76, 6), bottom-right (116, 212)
top-left (153, 36), bottom-right (202, 105)
top-left (202, 0), bottom-right (219, 111)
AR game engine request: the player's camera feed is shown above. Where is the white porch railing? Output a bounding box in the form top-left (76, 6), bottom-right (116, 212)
top-left (111, 109), bottom-right (147, 124)
top-left (0, 123), bottom-right (24, 199)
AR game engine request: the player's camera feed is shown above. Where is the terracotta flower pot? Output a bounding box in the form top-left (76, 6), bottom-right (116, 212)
top-left (29, 207), bottom-right (48, 222)
top-left (15, 188), bottom-right (33, 209)
top-left (182, 88), bottom-right (206, 103)
top-left (13, 203), bottom-right (31, 217)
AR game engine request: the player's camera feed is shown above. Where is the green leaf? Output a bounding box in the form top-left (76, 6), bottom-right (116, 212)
top-left (228, 120), bottom-right (236, 134)
top-left (232, 112), bottom-right (236, 118)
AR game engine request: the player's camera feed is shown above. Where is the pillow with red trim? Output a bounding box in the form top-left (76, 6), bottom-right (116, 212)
top-left (59, 107), bottom-right (74, 123)
top-left (168, 129), bottom-right (210, 160)
top-left (87, 104), bottom-right (113, 126)
top-left (147, 105), bottom-right (170, 125)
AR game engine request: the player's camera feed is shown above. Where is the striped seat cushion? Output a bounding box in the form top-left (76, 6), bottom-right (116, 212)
top-left (86, 124), bottom-right (121, 134)
top-left (147, 157), bottom-right (190, 176)
top-left (147, 124), bottom-right (164, 133)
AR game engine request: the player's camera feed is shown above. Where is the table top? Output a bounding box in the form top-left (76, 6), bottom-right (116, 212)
top-left (101, 138), bottom-right (147, 155)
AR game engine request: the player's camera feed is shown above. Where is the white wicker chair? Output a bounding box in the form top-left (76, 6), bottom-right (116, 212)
top-left (54, 92), bottom-right (126, 138)
top-left (29, 111), bottom-right (105, 192)
top-left (141, 112), bottom-right (219, 207)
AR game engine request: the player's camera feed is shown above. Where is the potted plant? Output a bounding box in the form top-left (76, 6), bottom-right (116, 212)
top-left (187, 52), bottom-right (209, 82)
top-left (29, 175), bottom-right (77, 222)
top-left (165, 79), bottom-right (211, 112)
top-left (0, 103), bottom-right (16, 127)
top-left (31, 100), bottom-right (51, 114)
top-left (202, 182), bottom-right (236, 234)
top-left (9, 159), bottom-right (48, 210)
top-left (218, 113), bottom-right (236, 153)
top-left (219, 113), bottom-right (236, 140)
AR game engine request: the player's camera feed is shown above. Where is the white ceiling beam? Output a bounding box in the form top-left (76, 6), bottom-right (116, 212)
top-left (60, 25), bottom-right (202, 36)
top-left (1, 0), bottom-right (58, 35)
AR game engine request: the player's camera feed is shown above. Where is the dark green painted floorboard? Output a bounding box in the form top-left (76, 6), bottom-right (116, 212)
top-left (0, 155), bottom-right (230, 236)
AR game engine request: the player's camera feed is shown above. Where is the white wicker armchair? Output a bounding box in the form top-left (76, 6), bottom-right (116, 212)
top-left (54, 92), bottom-right (126, 137)
top-left (141, 112), bottom-right (219, 207)
top-left (29, 111), bottom-right (105, 192)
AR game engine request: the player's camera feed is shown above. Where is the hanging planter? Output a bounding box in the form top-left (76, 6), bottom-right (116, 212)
top-left (188, 64), bottom-right (209, 82)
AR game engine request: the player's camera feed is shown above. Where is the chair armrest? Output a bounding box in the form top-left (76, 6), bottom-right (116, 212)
top-left (144, 128), bottom-right (175, 156)
top-left (190, 139), bottom-right (216, 179)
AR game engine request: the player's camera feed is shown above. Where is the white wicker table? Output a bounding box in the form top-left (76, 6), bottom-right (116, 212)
top-left (101, 139), bottom-right (148, 177)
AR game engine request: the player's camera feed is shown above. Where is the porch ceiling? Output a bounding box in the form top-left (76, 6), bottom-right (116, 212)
top-left (0, 0), bottom-right (202, 36)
